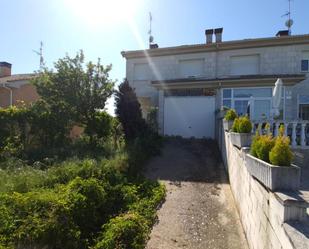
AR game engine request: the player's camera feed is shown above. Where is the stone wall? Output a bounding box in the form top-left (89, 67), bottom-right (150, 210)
top-left (221, 131), bottom-right (309, 249)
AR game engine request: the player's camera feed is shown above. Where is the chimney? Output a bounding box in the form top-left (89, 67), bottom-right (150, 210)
top-left (214, 28), bottom-right (223, 43)
top-left (205, 29), bottom-right (214, 44)
top-left (276, 30), bottom-right (289, 37)
top-left (0, 62), bottom-right (12, 77)
top-left (149, 43), bottom-right (159, 49)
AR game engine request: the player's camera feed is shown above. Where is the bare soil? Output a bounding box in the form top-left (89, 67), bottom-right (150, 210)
top-left (145, 138), bottom-right (248, 249)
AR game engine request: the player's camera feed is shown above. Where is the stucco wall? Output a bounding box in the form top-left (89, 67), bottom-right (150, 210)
top-left (221, 131), bottom-right (309, 249)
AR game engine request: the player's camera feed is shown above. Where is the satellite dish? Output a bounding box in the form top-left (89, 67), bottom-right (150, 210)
top-left (285, 19), bottom-right (294, 28)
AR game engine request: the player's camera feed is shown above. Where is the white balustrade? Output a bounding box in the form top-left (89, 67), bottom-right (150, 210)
top-left (251, 119), bottom-right (309, 148)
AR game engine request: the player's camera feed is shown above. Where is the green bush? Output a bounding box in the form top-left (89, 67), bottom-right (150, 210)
top-left (250, 134), bottom-right (275, 163)
top-left (269, 136), bottom-right (293, 166)
top-left (224, 109), bottom-right (237, 121)
top-left (232, 116), bottom-right (252, 133)
top-left (92, 212), bottom-right (149, 249)
top-left (0, 157), bottom-right (166, 249)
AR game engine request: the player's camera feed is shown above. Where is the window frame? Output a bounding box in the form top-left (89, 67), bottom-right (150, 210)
top-left (301, 51), bottom-right (309, 72)
top-left (298, 94), bottom-right (309, 120)
top-left (221, 86), bottom-right (286, 120)
top-left (301, 59), bottom-right (309, 72)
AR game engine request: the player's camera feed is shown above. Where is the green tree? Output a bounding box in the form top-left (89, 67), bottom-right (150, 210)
top-left (32, 50), bottom-right (115, 141)
top-left (114, 79), bottom-right (146, 141)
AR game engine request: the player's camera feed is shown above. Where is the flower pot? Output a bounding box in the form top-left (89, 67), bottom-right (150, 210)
top-left (246, 154), bottom-right (300, 191)
top-left (230, 132), bottom-right (252, 148)
top-left (223, 120), bottom-right (234, 131)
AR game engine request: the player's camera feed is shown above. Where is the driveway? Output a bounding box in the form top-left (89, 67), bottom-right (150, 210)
top-left (145, 138), bottom-right (248, 249)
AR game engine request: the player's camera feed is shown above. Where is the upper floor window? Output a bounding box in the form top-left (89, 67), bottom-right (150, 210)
top-left (230, 55), bottom-right (260, 76)
top-left (301, 51), bottom-right (309, 72)
top-left (179, 59), bottom-right (204, 78)
top-left (133, 63), bottom-right (150, 80)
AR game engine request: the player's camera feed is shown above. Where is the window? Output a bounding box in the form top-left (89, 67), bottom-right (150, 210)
top-left (299, 95), bottom-right (309, 120)
top-left (230, 55), bottom-right (260, 75)
top-left (179, 59), bottom-right (204, 78)
top-left (301, 52), bottom-right (309, 72)
top-left (222, 87), bottom-right (285, 120)
top-left (133, 63), bottom-right (150, 80)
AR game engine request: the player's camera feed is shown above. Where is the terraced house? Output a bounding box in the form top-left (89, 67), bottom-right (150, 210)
top-left (122, 29), bottom-right (309, 145)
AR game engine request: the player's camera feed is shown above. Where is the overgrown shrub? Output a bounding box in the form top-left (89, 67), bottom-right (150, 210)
top-left (0, 158), bottom-right (166, 249)
top-left (269, 135), bottom-right (293, 166)
top-left (224, 109), bottom-right (237, 121)
top-left (92, 212), bottom-right (148, 249)
top-left (250, 134), bottom-right (275, 163)
top-left (232, 116), bottom-right (252, 133)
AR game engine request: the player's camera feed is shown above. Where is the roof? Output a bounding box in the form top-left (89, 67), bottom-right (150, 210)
top-left (121, 34), bottom-right (309, 59)
top-left (151, 74), bottom-right (306, 89)
top-left (0, 74), bottom-right (36, 84)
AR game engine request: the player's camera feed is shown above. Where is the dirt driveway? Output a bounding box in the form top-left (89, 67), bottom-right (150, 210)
top-left (145, 139), bottom-right (248, 249)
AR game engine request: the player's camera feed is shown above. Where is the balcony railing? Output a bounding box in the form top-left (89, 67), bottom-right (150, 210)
top-left (251, 120), bottom-right (309, 148)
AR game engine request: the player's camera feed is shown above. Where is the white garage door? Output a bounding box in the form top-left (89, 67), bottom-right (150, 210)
top-left (164, 96), bottom-right (215, 138)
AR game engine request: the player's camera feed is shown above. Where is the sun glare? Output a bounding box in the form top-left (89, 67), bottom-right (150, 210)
top-left (66, 0), bottom-right (141, 27)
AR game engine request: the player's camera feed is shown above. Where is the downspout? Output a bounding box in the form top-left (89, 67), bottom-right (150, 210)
top-left (2, 83), bottom-right (13, 106)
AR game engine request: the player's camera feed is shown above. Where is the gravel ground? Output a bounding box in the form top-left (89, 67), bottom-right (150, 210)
top-left (145, 138), bottom-right (248, 249)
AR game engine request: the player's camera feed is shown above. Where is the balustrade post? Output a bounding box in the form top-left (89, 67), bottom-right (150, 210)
top-left (274, 122), bottom-right (280, 137)
top-left (291, 122), bottom-right (298, 147)
top-left (284, 123), bottom-right (288, 136)
top-left (301, 122), bottom-right (307, 147)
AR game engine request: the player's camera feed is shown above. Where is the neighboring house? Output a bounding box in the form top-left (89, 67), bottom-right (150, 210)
top-left (0, 62), bottom-right (38, 108)
top-left (0, 62), bottom-right (83, 138)
top-left (121, 29), bottom-right (309, 139)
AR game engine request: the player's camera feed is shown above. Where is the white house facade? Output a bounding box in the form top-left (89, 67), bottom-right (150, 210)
top-left (121, 29), bottom-right (309, 141)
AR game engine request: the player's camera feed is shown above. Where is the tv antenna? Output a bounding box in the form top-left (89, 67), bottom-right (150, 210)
top-left (32, 41), bottom-right (45, 70)
top-left (282, 0), bottom-right (294, 34)
top-left (148, 12), bottom-right (154, 45)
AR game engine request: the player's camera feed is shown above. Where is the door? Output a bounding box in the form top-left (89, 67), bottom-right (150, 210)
top-left (164, 96), bottom-right (215, 138)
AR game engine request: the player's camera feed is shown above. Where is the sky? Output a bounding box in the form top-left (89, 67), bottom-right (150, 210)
top-left (1, 0), bottom-right (309, 114)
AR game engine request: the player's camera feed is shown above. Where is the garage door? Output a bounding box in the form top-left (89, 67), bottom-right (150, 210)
top-left (164, 96), bottom-right (215, 138)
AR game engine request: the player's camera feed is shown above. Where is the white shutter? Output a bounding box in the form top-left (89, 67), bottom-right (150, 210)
top-left (230, 55), bottom-right (260, 75)
top-left (179, 59), bottom-right (204, 78)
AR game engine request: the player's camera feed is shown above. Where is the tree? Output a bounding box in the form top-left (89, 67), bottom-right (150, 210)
top-left (32, 51), bottom-right (115, 141)
top-left (115, 79), bottom-right (147, 141)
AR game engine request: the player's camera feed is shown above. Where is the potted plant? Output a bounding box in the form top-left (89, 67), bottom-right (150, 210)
top-left (230, 116), bottom-right (253, 148)
top-left (246, 126), bottom-right (300, 191)
top-left (223, 109), bottom-right (237, 131)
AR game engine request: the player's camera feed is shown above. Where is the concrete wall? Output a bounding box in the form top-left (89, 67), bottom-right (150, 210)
top-left (221, 131), bottom-right (309, 249)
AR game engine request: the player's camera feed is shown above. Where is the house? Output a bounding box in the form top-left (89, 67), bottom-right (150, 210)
top-left (0, 62), bottom-right (38, 108)
top-left (0, 62), bottom-right (83, 138)
top-left (121, 29), bottom-right (309, 139)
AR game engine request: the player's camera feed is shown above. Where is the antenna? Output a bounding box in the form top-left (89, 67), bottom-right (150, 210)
top-left (282, 0), bottom-right (294, 35)
top-left (148, 12), bottom-right (154, 45)
top-left (32, 41), bottom-right (45, 70)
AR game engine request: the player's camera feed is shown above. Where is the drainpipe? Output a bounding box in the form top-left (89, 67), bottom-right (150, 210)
top-left (2, 83), bottom-right (13, 106)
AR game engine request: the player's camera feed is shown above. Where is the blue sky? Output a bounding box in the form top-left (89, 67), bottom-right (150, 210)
top-left (1, 0), bottom-right (309, 112)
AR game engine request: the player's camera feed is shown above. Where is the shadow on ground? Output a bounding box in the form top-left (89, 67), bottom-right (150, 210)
top-left (145, 138), bottom-right (228, 184)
